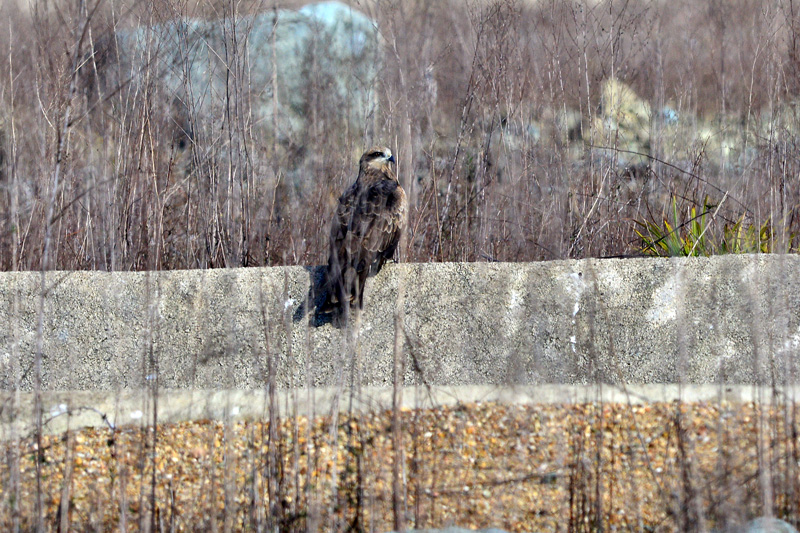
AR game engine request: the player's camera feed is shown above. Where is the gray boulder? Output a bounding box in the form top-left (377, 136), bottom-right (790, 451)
top-left (84, 2), bottom-right (381, 145)
top-left (742, 517), bottom-right (799, 533)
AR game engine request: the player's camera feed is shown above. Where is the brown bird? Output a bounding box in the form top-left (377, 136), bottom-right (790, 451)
top-left (323, 146), bottom-right (407, 322)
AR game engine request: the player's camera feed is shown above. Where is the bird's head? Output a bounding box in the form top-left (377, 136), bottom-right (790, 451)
top-left (359, 146), bottom-right (396, 179)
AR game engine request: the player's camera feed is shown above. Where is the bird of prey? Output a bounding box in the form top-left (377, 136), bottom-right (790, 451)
top-left (323, 146), bottom-right (407, 322)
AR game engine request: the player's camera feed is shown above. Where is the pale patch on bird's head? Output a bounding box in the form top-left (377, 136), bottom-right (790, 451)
top-left (360, 146), bottom-right (396, 176)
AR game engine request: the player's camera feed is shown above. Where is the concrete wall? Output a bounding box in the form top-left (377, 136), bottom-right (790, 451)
top-left (2, 255), bottom-right (800, 391)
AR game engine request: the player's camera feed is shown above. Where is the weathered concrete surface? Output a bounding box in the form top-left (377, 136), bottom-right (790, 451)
top-left (3, 384), bottom-right (797, 437)
top-left (2, 256), bottom-right (800, 391)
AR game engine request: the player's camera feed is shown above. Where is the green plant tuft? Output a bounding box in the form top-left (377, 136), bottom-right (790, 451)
top-left (634, 197), bottom-right (789, 257)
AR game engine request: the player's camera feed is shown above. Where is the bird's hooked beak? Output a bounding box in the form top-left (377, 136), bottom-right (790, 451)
top-left (388, 154), bottom-right (395, 164)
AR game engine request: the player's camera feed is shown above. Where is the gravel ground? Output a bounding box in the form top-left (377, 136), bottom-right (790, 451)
top-left (1, 400), bottom-right (799, 531)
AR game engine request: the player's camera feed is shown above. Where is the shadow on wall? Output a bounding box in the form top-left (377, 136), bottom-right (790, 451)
top-left (292, 261), bottom-right (389, 329)
top-left (293, 265), bottom-right (332, 328)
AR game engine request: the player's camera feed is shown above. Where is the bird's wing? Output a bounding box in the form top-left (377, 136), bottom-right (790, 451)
top-left (328, 182), bottom-right (354, 257)
top-left (324, 182), bottom-right (360, 307)
top-left (354, 179), bottom-right (405, 255)
top-left (329, 178), bottom-right (405, 272)
top-left (325, 175), bottom-right (406, 311)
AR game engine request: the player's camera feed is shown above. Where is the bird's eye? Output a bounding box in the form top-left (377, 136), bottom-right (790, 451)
top-left (369, 151), bottom-right (382, 158)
